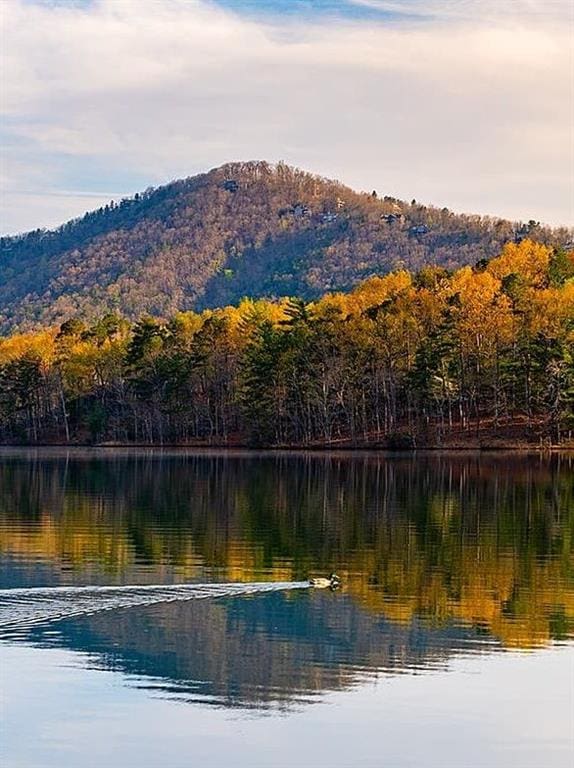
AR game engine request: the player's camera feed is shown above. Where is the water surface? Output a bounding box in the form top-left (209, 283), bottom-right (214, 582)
top-left (1, 449), bottom-right (573, 767)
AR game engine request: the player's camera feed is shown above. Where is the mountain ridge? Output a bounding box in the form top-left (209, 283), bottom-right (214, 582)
top-left (1, 160), bottom-right (570, 333)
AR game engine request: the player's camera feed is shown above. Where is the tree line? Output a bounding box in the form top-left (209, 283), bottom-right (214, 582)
top-left (0, 240), bottom-right (573, 447)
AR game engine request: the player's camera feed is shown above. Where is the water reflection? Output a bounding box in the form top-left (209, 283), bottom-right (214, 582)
top-left (0, 449), bottom-right (572, 709)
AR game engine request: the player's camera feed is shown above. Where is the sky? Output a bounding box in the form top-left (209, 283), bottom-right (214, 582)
top-left (1, 0), bottom-right (572, 235)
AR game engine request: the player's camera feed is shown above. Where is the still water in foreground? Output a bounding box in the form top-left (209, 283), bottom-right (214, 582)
top-left (0, 449), bottom-right (573, 767)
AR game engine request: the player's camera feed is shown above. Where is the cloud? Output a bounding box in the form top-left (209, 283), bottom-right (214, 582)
top-left (1, 0), bottom-right (572, 233)
top-left (349, 0), bottom-right (572, 23)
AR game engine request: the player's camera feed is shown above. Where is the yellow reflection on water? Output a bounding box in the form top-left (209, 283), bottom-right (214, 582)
top-left (1, 451), bottom-right (572, 648)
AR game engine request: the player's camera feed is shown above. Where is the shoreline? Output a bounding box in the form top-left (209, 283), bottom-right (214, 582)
top-left (1, 441), bottom-right (573, 453)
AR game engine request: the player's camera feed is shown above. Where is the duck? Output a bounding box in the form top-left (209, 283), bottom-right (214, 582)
top-left (309, 573), bottom-right (341, 590)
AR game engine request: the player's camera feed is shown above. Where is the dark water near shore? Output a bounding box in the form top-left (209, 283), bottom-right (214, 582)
top-left (1, 449), bottom-right (573, 767)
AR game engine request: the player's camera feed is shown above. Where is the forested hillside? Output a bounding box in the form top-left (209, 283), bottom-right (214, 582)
top-left (1, 161), bottom-right (570, 333)
top-left (1, 240), bottom-right (573, 448)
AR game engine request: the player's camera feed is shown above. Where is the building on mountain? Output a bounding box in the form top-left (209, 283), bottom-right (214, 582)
top-left (381, 213), bottom-right (404, 224)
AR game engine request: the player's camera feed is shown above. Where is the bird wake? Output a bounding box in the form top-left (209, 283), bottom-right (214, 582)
top-left (0, 581), bottom-right (308, 639)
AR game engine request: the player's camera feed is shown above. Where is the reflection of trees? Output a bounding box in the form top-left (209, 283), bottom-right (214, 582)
top-left (1, 451), bottom-right (572, 647)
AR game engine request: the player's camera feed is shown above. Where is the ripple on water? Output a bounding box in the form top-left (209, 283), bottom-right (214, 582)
top-left (0, 581), bottom-right (310, 640)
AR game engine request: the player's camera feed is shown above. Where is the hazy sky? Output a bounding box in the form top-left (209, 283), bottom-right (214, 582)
top-left (1, 0), bottom-right (572, 234)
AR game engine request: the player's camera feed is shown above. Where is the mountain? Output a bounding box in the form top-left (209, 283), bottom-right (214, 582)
top-left (0, 160), bottom-right (569, 332)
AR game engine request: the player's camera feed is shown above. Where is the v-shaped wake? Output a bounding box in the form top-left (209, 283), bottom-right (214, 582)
top-left (0, 581), bottom-right (309, 639)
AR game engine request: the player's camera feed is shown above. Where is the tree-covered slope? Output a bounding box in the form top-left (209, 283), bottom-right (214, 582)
top-left (0, 161), bottom-right (569, 332)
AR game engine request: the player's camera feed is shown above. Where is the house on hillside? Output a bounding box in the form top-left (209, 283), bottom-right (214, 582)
top-left (381, 213), bottom-right (404, 224)
top-left (293, 203), bottom-right (311, 218)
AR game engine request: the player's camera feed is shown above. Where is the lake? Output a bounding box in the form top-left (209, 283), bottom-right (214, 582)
top-left (1, 449), bottom-right (573, 767)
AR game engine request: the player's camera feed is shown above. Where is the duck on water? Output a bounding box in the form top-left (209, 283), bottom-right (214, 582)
top-left (309, 574), bottom-right (341, 590)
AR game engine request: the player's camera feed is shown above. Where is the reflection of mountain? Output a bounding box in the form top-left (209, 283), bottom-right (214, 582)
top-left (22, 591), bottom-right (492, 710)
top-left (0, 450), bottom-right (573, 648)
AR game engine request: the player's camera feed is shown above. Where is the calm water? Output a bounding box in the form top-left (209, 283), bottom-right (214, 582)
top-left (1, 449), bottom-right (573, 767)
